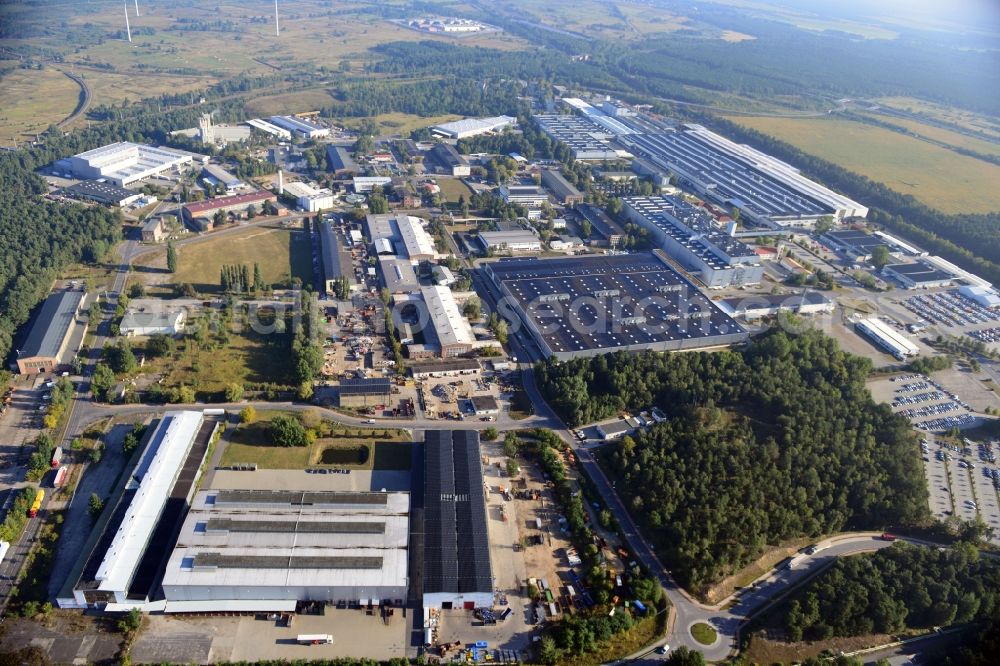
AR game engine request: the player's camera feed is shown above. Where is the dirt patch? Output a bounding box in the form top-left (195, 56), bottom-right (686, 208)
top-left (743, 631), bottom-right (897, 665)
top-left (0, 612), bottom-right (122, 664)
top-left (702, 537), bottom-right (813, 605)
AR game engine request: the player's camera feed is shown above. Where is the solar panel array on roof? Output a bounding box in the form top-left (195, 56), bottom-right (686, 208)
top-left (206, 519), bottom-right (386, 534)
top-left (486, 253), bottom-right (746, 358)
top-left (193, 553), bottom-right (383, 570)
top-left (213, 490), bottom-right (389, 506)
top-left (423, 431), bottom-right (492, 595)
top-left (338, 377), bottom-right (392, 396)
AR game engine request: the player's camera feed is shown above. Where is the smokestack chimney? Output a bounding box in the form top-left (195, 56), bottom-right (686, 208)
top-left (278, 170), bottom-right (284, 195)
top-left (134, 0), bottom-right (140, 16)
top-left (124, 1), bottom-right (132, 42)
top-left (275, 0), bottom-right (280, 37)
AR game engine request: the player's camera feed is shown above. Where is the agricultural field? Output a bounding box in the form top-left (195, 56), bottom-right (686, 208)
top-left (340, 112), bottom-right (462, 136)
top-left (858, 113), bottom-right (1000, 159)
top-left (172, 224), bottom-right (313, 293)
top-left (220, 415), bottom-right (411, 469)
top-left (726, 115), bottom-right (1000, 214)
top-left (0, 66), bottom-right (82, 144)
top-left (243, 89), bottom-right (339, 120)
top-left (874, 96), bottom-right (1000, 141)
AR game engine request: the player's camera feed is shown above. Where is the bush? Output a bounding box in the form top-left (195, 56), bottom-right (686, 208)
top-left (483, 426), bottom-right (498, 441)
top-left (240, 406), bottom-right (257, 424)
top-left (270, 414), bottom-right (308, 447)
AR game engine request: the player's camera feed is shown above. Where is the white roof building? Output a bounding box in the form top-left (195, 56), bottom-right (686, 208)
top-left (396, 215), bottom-right (438, 261)
top-left (282, 181), bottom-right (335, 212)
top-left (268, 115), bottom-right (330, 139)
top-left (246, 118), bottom-right (291, 140)
top-left (68, 142), bottom-right (201, 187)
top-left (421, 286), bottom-right (476, 357)
top-left (353, 176), bottom-right (393, 193)
top-left (161, 490), bottom-right (409, 609)
top-left (80, 411), bottom-right (206, 606)
top-left (855, 317), bottom-right (920, 359)
top-left (431, 115), bottom-right (517, 139)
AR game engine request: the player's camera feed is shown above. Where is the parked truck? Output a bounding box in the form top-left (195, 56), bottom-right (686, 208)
top-left (296, 634), bottom-right (333, 645)
top-left (50, 446), bottom-right (63, 468)
top-left (29, 489), bottom-right (44, 517)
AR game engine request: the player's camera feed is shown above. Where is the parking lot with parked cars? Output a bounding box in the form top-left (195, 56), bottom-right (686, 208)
top-left (900, 290), bottom-right (1000, 331)
top-left (871, 374), bottom-right (980, 432)
top-left (927, 436), bottom-right (1000, 546)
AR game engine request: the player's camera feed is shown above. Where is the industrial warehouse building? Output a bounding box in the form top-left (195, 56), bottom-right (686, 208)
top-left (64, 180), bottom-right (143, 207)
top-left (821, 230), bottom-right (918, 262)
top-left (353, 176), bottom-right (393, 193)
top-left (14, 290), bottom-right (85, 374)
top-left (420, 286), bottom-right (476, 357)
top-left (576, 203), bottom-right (625, 248)
top-left (408, 358), bottom-right (481, 379)
top-left (431, 116), bottom-right (516, 139)
top-left (246, 118), bottom-right (292, 140)
top-left (336, 377), bottom-right (393, 407)
top-left (478, 229), bottom-right (542, 254)
top-left (484, 254), bottom-right (747, 360)
top-left (64, 142), bottom-right (204, 187)
top-left (855, 317), bottom-right (920, 360)
top-left (617, 124), bottom-right (867, 227)
top-left (532, 114), bottom-right (623, 161)
top-left (540, 169), bottom-right (584, 206)
top-left (318, 220), bottom-right (353, 296)
top-left (327, 145), bottom-right (358, 175)
top-left (182, 191), bottom-right (277, 224)
top-left (429, 143), bottom-right (471, 176)
top-left (422, 430), bottom-right (493, 610)
top-left (268, 115), bottom-right (330, 139)
top-left (883, 261), bottom-right (955, 289)
top-left (366, 214), bottom-right (438, 265)
top-left (500, 184), bottom-right (549, 207)
top-left (622, 195), bottom-right (764, 288)
top-left (161, 490), bottom-right (409, 610)
top-left (59, 411), bottom-right (219, 608)
top-left (720, 291), bottom-right (834, 320)
top-left (283, 181), bottom-right (335, 212)
top-left (201, 164), bottom-right (241, 192)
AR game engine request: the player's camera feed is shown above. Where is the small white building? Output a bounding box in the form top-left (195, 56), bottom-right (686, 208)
top-left (353, 176), bottom-right (393, 193)
top-left (283, 181), bottom-right (335, 212)
top-left (478, 229), bottom-right (542, 254)
top-left (959, 285), bottom-right (1000, 308)
top-left (596, 419), bottom-right (634, 441)
top-left (119, 310), bottom-right (186, 337)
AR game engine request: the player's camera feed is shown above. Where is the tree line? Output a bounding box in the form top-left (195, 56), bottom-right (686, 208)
top-left (535, 329), bottom-right (930, 591)
top-left (777, 543), bottom-right (1000, 641)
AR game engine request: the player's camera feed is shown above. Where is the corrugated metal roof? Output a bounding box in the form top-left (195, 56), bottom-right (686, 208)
top-left (17, 290), bottom-right (84, 360)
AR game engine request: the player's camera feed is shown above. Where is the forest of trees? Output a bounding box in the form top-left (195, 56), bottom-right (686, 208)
top-left (535, 329), bottom-right (930, 590)
top-left (777, 543), bottom-right (1000, 641)
top-left (0, 150), bottom-right (121, 365)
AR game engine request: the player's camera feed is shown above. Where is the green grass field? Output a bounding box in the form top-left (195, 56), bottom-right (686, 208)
top-left (172, 225), bottom-right (313, 293)
top-left (0, 66), bottom-right (81, 144)
top-left (858, 112), bottom-right (1000, 158)
top-left (726, 115), bottom-right (1000, 214)
top-left (139, 320), bottom-right (294, 397)
top-left (221, 415), bottom-right (411, 469)
top-left (437, 177), bottom-right (473, 203)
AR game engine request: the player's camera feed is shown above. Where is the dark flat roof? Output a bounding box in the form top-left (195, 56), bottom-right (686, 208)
top-left (207, 519), bottom-right (386, 534)
top-left (65, 180), bottom-right (138, 204)
top-left (488, 253), bottom-right (744, 355)
top-left (409, 358), bottom-right (481, 374)
top-left (17, 290), bottom-right (84, 360)
top-left (423, 430), bottom-right (492, 595)
top-left (339, 377), bottom-right (392, 396)
top-left (885, 261), bottom-right (953, 282)
top-left (193, 553), bottom-right (383, 570)
top-left (823, 230), bottom-right (900, 253)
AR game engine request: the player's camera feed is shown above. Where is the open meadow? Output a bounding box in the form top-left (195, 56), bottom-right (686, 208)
top-left (0, 66), bottom-right (82, 144)
top-left (858, 113), bottom-right (1000, 159)
top-left (172, 224), bottom-right (313, 293)
top-left (726, 115), bottom-right (1000, 214)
